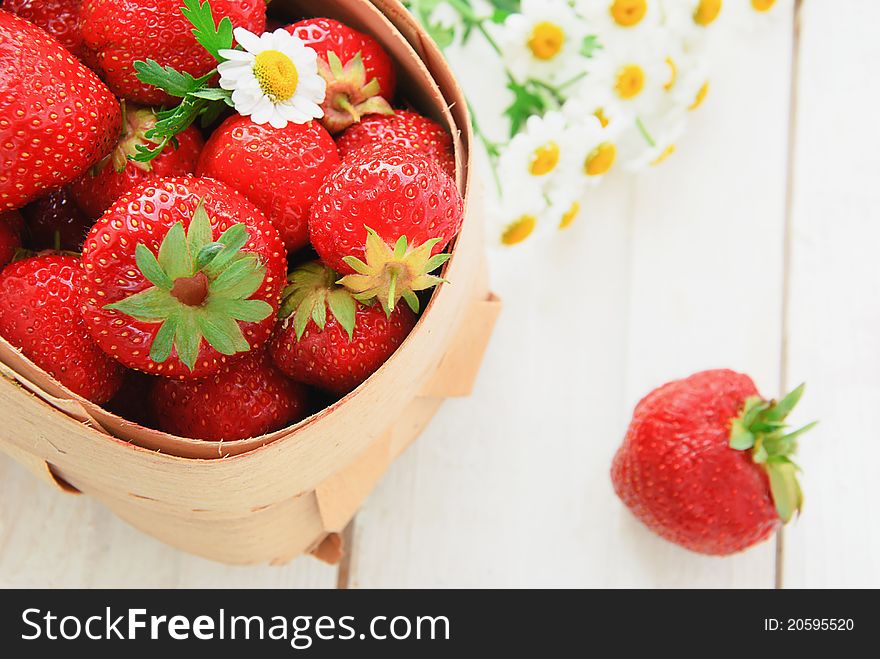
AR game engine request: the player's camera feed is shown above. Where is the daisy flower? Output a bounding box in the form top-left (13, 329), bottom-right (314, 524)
top-left (662, 0), bottom-right (725, 34)
top-left (490, 186), bottom-right (555, 248)
top-left (581, 29), bottom-right (669, 117)
top-left (616, 108), bottom-right (687, 171)
top-left (559, 112), bottom-right (623, 186)
top-left (499, 0), bottom-right (587, 84)
top-left (218, 27), bottom-right (326, 129)
top-left (575, 0), bottom-right (663, 34)
top-left (724, 0), bottom-right (790, 32)
top-left (498, 112), bottom-right (575, 194)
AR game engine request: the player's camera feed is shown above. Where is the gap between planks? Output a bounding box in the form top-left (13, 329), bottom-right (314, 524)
top-left (775, 0), bottom-right (804, 591)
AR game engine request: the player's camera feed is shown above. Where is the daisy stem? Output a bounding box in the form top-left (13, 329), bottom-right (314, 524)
top-left (636, 116), bottom-right (656, 148)
top-left (445, 0), bottom-right (504, 56)
top-left (466, 98), bottom-right (503, 197)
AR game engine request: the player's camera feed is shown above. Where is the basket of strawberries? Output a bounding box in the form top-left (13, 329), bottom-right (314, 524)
top-left (0, 0), bottom-right (500, 564)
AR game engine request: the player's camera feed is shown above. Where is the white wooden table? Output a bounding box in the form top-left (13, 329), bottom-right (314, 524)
top-left (1, 0), bottom-right (876, 588)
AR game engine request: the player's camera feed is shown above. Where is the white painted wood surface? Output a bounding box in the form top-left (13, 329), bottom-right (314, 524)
top-left (2, 0), bottom-right (875, 588)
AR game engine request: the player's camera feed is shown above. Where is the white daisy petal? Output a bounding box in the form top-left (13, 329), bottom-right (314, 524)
top-left (218, 49), bottom-right (254, 62)
top-left (233, 27), bottom-right (264, 53)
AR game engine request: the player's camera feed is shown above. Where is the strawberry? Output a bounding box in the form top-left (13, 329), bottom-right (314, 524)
top-left (287, 17), bottom-right (396, 133)
top-left (71, 104), bottom-right (204, 218)
top-left (151, 350), bottom-right (310, 441)
top-left (611, 369), bottom-right (815, 556)
top-left (0, 10), bottom-right (121, 211)
top-left (79, 176), bottom-right (286, 380)
top-left (309, 146), bottom-right (464, 314)
top-left (270, 261), bottom-right (417, 395)
top-left (0, 254), bottom-right (125, 403)
top-left (79, 0), bottom-right (266, 106)
top-left (22, 187), bottom-right (92, 251)
top-left (0, 211), bottom-right (22, 268)
top-left (197, 116), bottom-right (339, 253)
top-left (337, 110), bottom-right (456, 179)
top-left (2, 0), bottom-right (84, 59)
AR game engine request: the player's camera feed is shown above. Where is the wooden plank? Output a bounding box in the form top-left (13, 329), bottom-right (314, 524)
top-left (781, 0), bottom-right (880, 588)
top-left (0, 455), bottom-right (339, 588)
top-left (348, 12), bottom-right (794, 587)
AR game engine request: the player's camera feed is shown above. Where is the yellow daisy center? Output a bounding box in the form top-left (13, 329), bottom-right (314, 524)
top-left (253, 50), bottom-right (299, 102)
top-left (528, 22), bottom-right (566, 61)
top-left (585, 142), bottom-right (617, 176)
top-left (615, 64), bottom-right (645, 99)
top-left (689, 81), bottom-right (710, 110)
top-left (693, 0), bottom-right (722, 26)
top-left (664, 57), bottom-right (678, 91)
top-left (501, 215), bottom-right (537, 245)
top-left (610, 0), bottom-right (647, 27)
top-left (559, 202), bottom-right (581, 229)
top-left (530, 141), bottom-right (560, 176)
top-left (751, 0), bottom-right (775, 11)
top-left (651, 144), bottom-right (676, 166)
top-left (594, 108), bottom-right (610, 128)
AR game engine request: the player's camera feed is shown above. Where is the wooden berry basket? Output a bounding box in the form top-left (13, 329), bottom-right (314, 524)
top-left (0, 0), bottom-right (499, 565)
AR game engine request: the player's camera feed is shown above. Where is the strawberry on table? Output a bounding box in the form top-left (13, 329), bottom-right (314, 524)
top-left (1, 0), bottom-right (84, 59)
top-left (0, 254), bottom-right (125, 403)
top-left (79, 177), bottom-right (286, 380)
top-left (0, 10), bottom-right (121, 211)
top-left (197, 116), bottom-right (339, 253)
top-left (611, 369), bottom-right (815, 556)
top-left (151, 350), bottom-right (310, 441)
top-left (22, 187), bottom-right (93, 251)
top-left (79, 0), bottom-right (266, 106)
top-left (71, 104), bottom-right (204, 218)
top-left (309, 146), bottom-right (464, 315)
top-left (337, 110), bottom-right (456, 179)
top-left (0, 211), bottom-right (22, 269)
top-left (270, 261), bottom-right (417, 395)
top-left (288, 17), bottom-right (396, 133)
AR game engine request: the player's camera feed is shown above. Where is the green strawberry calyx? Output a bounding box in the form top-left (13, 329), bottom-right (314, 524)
top-left (279, 261), bottom-right (358, 341)
top-left (337, 227), bottom-right (450, 316)
top-left (93, 102), bottom-right (161, 175)
top-left (318, 51), bottom-right (394, 134)
top-left (103, 199), bottom-right (273, 371)
top-left (728, 383), bottom-right (817, 523)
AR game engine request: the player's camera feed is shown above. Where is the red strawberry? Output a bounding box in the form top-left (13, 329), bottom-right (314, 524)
top-left (288, 17), bottom-right (396, 133)
top-left (337, 111), bottom-right (456, 179)
top-left (80, 176), bottom-right (286, 380)
top-left (2, 0), bottom-right (84, 59)
top-left (197, 116), bottom-right (339, 253)
top-left (0, 210), bottom-right (22, 268)
top-left (0, 10), bottom-right (121, 211)
top-left (309, 146), bottom-right (464, 314)
top-left (22, 187), bottom-right (92, 251)
top-left (79, 0), bottom-right (266, 106)
top-left (71, 104), bottom-right (204, 218)
top-left (0, 254), bottom-right (125, 403)
top-left (151, 350), bottom-right (310, 440)
top-left (270, 261), bottom-right (417, 395)
top-left (611, 369), bottom-right (814, 556)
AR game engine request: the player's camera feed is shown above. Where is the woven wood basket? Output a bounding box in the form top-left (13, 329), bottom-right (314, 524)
top-left (0, 0), bottom-right (499, 565)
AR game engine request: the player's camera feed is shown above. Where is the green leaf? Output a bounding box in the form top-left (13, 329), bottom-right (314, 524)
top-left (174, 311), bottom-right (202, 371)
top-left (206, 298), bottom-right (273, 323)
top-left (131, 96), bottom-right (210, 163)
top-left (203, 224), bottom-right (249, 276)
top-left (181, 0), bottom-right (234, 62)
top-left (150, 314), bottom-right (180, 364)
top-left (135, 244), bottom-right (173, 290)
top-left (200, 98), bottom-right (227, 128)
top-left (425, 252), bottom-right (452, 273)
top-left (328, 289), bottom-right (357, 340)
top-left (209, 256), bottom-right (266, 299)
top-left (104, 287), bottom-right (179, 321)
top-left (197, 313), bottom-right (250, 356)
top-left (133, 59), bottom-right (214, 97)
top-left (157, 222), bottom-right (193, 280)
top-left (402, 289), bottom-right (420, 313)
top-left (196, 242), bottom-right (225, 269)
top-left (505, 79), bottom-right (546, 138)
top-left (580, 35), bottom-right (602, 58)
top-left (186, 199), bottom-right (213, 258)
top-left (766, 383), bottom-right (806, 422)
top-left (191, 87), bottom-right (233, 104)
top-left (294, 298), bottom-right (314, 340)
top-left (767, 461), bottom-right (803, 523)
top-left (728, 420), bottom-right (755, 451)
